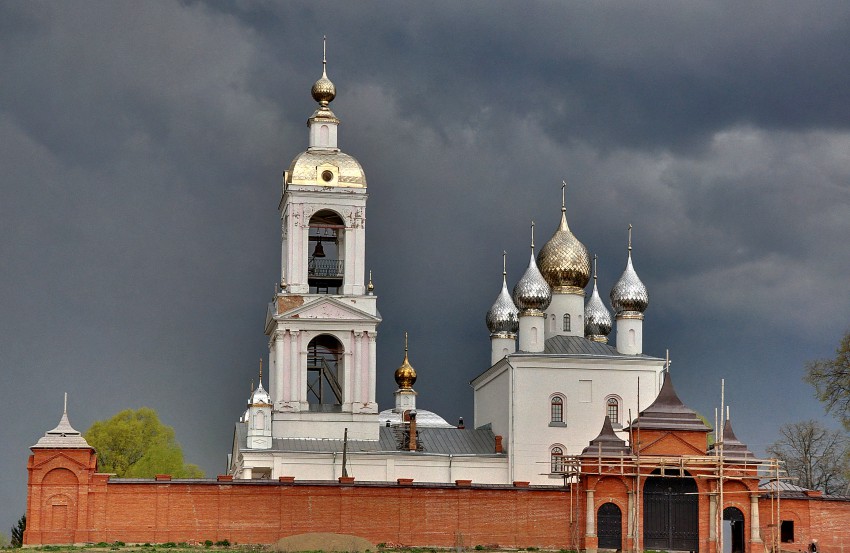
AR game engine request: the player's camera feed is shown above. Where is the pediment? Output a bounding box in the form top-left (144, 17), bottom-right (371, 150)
top-left (278, 296), bottom-right (378, 322)
top-left (32, 451), bottom-right (89, 470)
top-left (640, 432), bottom-right (706, 456)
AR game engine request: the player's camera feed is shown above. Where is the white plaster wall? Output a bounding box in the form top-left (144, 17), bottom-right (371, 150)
top-left (241, 451), bottom-right (509, 484)
top-left (544, 292), bottom-right (585, 339)
top-left (473, 366), bottom-right (510, 441)
top-left (501, 355), bottom-right (664, 485)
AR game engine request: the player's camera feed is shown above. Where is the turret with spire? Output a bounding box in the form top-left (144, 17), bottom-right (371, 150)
top-left (610, 225), bottom-right (649, 354)
top-left (486, 252), bottom-right (519, 364)
top-left (538, 181), bottom-right (591, 339)
top-left (393, 332), bottom-right (418, 412)
top-left (246, 359), bottom-right (272, 450)
top-left (513, 222), bottom-right (552, 353)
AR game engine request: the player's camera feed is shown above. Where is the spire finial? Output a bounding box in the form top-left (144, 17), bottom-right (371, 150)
top-left (259, 358), bottom-right (263, 382)
top-left (561, 180), bottom-right (567, 213)
top-left (404, 331), bottom-right (408, 354)
top-left (593, 254), bottom-right (598, 283)
top-left (322, 36), bottom-right (327, 75)
top-left (665, 349), bottom-right (671, 373)
top-left (531, 221), bottom-right (535, 252)
top-left (63, 392), bottom-right (68, 415)
top-left (502, 251), bottom-right (507, 279)
top-left (726, 405), bottom-right (730, 421)
top-left (628, 224), bottom-right (633, 252)
top-left (368, 269), bottom-right (374, 293)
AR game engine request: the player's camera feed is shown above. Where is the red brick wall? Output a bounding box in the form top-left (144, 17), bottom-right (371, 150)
top-left (26, 447), bottom-right (850, 551)
top-left (25, 448), bottom-right (572, 548)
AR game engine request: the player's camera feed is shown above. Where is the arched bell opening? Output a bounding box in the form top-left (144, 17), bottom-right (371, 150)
top-left (643, 468), bottom-right (699, 552)
top-left (307, 334), bottom-right (344, 411)
top-left (308, 210), bottom-right (345, 294)
top-left (723, 506), bottom-right (745, 553)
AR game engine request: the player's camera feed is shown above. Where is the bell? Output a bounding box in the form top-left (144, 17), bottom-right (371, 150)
top-left (312, 240), bottom-right (326, 258)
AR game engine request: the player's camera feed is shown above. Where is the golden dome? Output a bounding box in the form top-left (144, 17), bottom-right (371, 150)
top-left (394, 333), bottom-right (417, 389)
top-left (311, 39), bottom-right (336, 106)
top-left (537, 208), bottom-right (591, 293)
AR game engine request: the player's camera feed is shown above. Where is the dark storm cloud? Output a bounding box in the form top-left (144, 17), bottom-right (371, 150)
top-left (2, 0), bottom-right (849, 530)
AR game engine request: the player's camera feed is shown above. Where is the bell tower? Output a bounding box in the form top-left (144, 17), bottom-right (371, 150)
top-left (265, 41), bottom-right (381, 441)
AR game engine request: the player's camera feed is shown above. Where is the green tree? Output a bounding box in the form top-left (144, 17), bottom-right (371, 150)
top-left (85, 408), bottom-right (204, 478)
top-left (805, 330), bottom-right (850, 430)
top-left (10, 514), bottom-right (25, 548)
top-left (767, 420), bottom-right (850, 495)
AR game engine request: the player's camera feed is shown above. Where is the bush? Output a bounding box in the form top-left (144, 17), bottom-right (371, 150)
top-left (214, 540), bottom-right (230, 547)
top-left (204, 541), bottom-right (214, 548)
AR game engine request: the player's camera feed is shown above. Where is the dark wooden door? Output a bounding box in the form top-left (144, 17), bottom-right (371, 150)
top-left (598, 502), bottom-right (623, 550)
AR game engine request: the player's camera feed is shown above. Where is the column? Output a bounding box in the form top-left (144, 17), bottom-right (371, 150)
top-left (343, 334), bottom-right (353, 408)
top-left (275, 331), bottom-right (285, 404)
top-left (709, 493), bottom-right (717, 543)
top-left (586, 489), bottom-right (596, 537)
top-left (627, 490), bottom-right (635, 542)
top-left (290, 330), bottom-right (300, 408)
top-left (750, 493), bottom-right (762, 543)
top-left (367, 333), bottom-right (377, 407)
top-left (298, 331), bottom-right (308, 404)
top-left (353, 332), bottom-right (363, 409)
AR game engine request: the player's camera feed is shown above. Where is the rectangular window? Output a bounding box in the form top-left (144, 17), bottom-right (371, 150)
top-left (781, 520), bottom-right (794, 543)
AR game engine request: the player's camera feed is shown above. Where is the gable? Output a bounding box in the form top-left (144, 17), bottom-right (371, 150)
top-left (278, 296), bottom-right (377, 321)
top-left (639, 431), bottom-right (707, 456)
top-left (32, 450), bottom-right (90, 471)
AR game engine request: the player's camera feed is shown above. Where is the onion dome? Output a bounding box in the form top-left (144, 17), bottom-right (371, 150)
top-left (537, 185), bottom-right (591, 292)
top-left (513, 223), bottom-right (552, 312)
top-left (311, 39), bottom-right (336, 107)
top-left (487, 253), bottom-right (519, 336)
top-left (585, 255), bottom-right (612, 342)
top-left (394, 333), bottom-right (417, 389)
top-left (610, 225), bottom-right (648, 316)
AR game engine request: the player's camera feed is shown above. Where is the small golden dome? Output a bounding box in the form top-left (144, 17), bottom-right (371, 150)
top-left (537, 201), bottom-right (591, 292)
top-left (394, 333), bottom-right (417, 389)
top-left (311, 39), bottom-right (336, 106)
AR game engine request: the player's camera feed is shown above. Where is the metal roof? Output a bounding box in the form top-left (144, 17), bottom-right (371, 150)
top-left (538, 335), bottom-right (659, 358)
top-left (236, 423), bottom-right (499, 456)
top-left (32, 411), bottom-right (92, 450)
top-left (626, 373), bottom-right (711, 432)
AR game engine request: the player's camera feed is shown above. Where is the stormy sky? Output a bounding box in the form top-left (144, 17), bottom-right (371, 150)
top-left (2, 1), bottom-right (850, 530)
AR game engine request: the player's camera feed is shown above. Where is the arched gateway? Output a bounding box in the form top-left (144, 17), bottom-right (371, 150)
top-left (643, 469), bottom-right (699, 551)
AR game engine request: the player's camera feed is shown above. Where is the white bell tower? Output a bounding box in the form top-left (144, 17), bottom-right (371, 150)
top-left (265, 41), bottom-right (381, 442)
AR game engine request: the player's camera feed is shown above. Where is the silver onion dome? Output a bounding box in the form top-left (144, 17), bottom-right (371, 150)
top-left (610, 226), bottom-right (648, 316)
top-left (487, 263), bottom-right (519, 336)
top-left (513, 251), bottom-right (552, 312)
top-left (585, 257), bottom-right (612, 341)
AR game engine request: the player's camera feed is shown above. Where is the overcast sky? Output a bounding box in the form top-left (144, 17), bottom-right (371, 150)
top-left (2, 1), bottom-right (850, 531)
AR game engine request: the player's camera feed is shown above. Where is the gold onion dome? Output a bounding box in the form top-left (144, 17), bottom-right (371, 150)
top-left (486, 254), bottom-right (519, 336)
top-left (394, 333), bottom-right (417, 389)
top-left (537, 185), bottom-right (591, 292)
top-left (610, 226), bottom-right (649, 315)
top-left (513, 223), bottom-right (552, 312)
top-left (584, 256), bottom-right (612, 341)
top-left (311, 46), bottom-right (336, 107)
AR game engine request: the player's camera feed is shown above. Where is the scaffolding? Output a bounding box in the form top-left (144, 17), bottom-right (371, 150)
top-left (556, 448), bottom-right (786, 553)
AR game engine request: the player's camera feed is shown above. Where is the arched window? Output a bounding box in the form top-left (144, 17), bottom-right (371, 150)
top-left (551, 396), bottom-right (564, 423)
top-left (563, 314), bottom-right (571, 332)
top-left (550, 446), bottom-right (566, 473)
top-left (307, 334), bottom-right (344, 409)
top-left (606, 396), bottom-right (620, 425)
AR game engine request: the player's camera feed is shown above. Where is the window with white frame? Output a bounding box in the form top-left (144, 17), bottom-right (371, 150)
top-left (606, 396), bottom-right (620, 426)
top-left (563, 314), bottom-right (571, 332)
top-left (551, 395), bottom-right (564, 424)
top-left (550, 446), bottom-right (566, 473)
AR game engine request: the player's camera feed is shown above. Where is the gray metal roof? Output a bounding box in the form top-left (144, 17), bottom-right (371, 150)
top-left (626, 373), bottom-right (711, 433)
top-left (537, 335), bottom-right (658, 358)
top-left (235, 423), bottom-right (499, 456)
